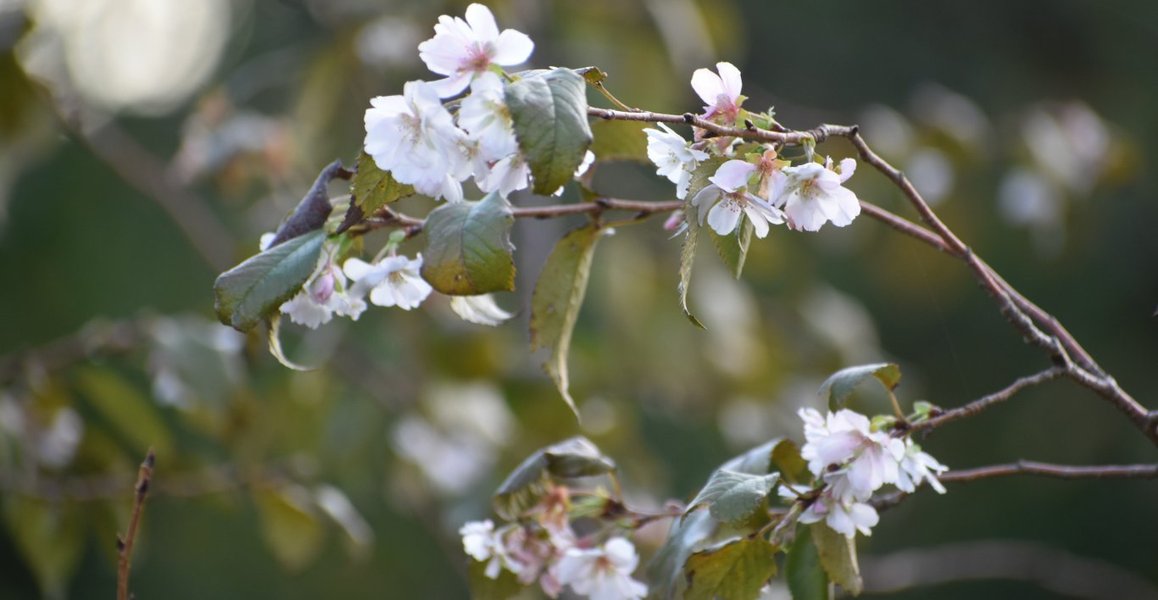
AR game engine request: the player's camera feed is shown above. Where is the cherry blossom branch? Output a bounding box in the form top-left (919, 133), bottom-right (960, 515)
top-left (871, 461), bottom-right (1158, 513)
top-left (117, 449), bottom-right (154, 600)
top-left (353, 197), bottom-right (683, 237)
top-left (585, 106), bottom-right (1157, 445)
top-left (909, 366), bottom-right (1066, 434)
top-left (939, 461), bottom-right (1158, 482)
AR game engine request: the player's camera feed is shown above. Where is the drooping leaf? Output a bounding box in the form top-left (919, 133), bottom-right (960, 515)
top-left (651, 510), bottom-right (716, 600)
top-left (267, 315), bottom-right (313, 371)
top-left (214, 229), bottom-right (326, 332)
top-left (685, 470), bottom-right (779, 524)
top-left (678, 212), bottom-right (703, 328)
top-left (590, 119), bottom-right (649, 163)
top-left (676, 157), bottom-right (727, 328)
top-left (818, 363), bottom-right (902, 410)
top-left (811, 523), bottom-right (863, 595)
top-left (254, 486), bottom-right (324, 571)
top-left (313, 484), bottom-right (375, 558)
top-left (3, 497), bottom-right (84, 599)
top-left (530, 224), bottom-right (602, 415)
top-left (74, 367), bottom-right (174, 457)
top-left (492, 436), bottom-right (615, 520)
top-left (421, 192), bottom-right (516, 295)
top-left (467, 556), bottom-right (525, 600)
top-left (709, 217), bottom-right (754, 279)
top-left (505, 68), bottom-right (593, 195)
top-left (351, 151), bottom-right (414, 215)
top-left (684, 537), bottom-right (779, 600)
top-left (786, 524), bottom-right (829, 600)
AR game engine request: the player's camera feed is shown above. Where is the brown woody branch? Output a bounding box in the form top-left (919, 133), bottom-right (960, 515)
top-left (910, 367), bottom-right (1066, 433)
top-left (584, 106), bottom-right (1157, 445)
top-left (117, 449), bottom-right (154, 600)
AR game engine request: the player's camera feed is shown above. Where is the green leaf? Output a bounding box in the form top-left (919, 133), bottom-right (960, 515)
top-left (351, 151), bottom-right (414, 215)
top-left (786, 524), bottom-right (829, 600)
top-left (719, 438), bottom-right (782, 475)
top-left (709, 217), bottom-right (754, 279)
top-left (3, 497), bottom-right (84, 600)
top-left (492, 436), bottom-right (615, 520)
top-left (811, 523), bottom-right (863, 595)
top-left (505, 68), bottom-right (593, 195)
top-left (678, 214), bottom-right (703, 328)
top-left (771, 439), bottom-right (809, 484)
top-left (590, 119), bottom-right (649, 163)
top-left (685, 470), bottom-right (779, 524)
top-left (818, 363), bottom-right (902, 411)
top-left (530, 224), bottom-right (602, 415)
top-left (676, 157), bottom-right (727, 328)
top-left (214, 229), bottom-right (326, 332)
top-left (467, 556), bottom-right (526, 600)
top-left (421, 191), bottom-right (516, 295)
top-left (254, 486), bottom-right (324, 571)
top-left (74, 367), bottom-right (174, 458)
top-left (651, 510), bottom-right (716, 600)
top-left (684, 537), bottom-right (779, 600)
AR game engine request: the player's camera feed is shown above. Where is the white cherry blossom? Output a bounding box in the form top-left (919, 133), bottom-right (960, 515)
top-left (554, 537), bottom-right (648, 600)
top-left (691, 61), bottom-right (744, 122)
top-left (363, 80), bottom-right (469, 202)
top-left (343, 254), bottom-right (433, 310)
top-left (895, 439), bottom-right (948, 494)
top-left (479, 153), bottom-right (531, 196)
top-left (450, 294), bottom-right (513, 326)
top-left (460, 520), bottom-right (522, 579)
top-left (458, 72), bottom-right (519, 162)
top-left (782, 484), bottom-right (880, 539)
top-left (770, 158), bottom-right (860, 232)
top-left (418, 3), bottom-right (534, 98)
top-left (691, 160), bottom-right (785, 238)
top-left (644, 123), bottom-right (708, 199)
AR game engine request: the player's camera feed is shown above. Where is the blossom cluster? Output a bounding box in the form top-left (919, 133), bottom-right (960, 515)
top-left (459, 490), bottom-right (647, 600)
top-left (781, 407), bottom-right (947, 538)
top-left (645, 63), bottom-right (861, 237)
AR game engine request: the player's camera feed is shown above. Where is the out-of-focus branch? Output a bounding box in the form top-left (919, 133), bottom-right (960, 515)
top-left (0, 318), bottom-right (143, 383)
top-left (0, 462), bottom-right (296, 503)
top-left (860, 540), bottom-right (1158, 600)
top-left (116, 449), bottom-right (154, 600)
top-left (50, 101), bottom-right (235, 271)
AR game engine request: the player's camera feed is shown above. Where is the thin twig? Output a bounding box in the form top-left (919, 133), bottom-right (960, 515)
top-left (117, 449), bottom-right (155, 600)
top-left (940, 461), bottom-right (1158, 482)
top-left (354, 197), bottom-right (683, 237)
top-left (910, 367), bottom-right (1066, 433)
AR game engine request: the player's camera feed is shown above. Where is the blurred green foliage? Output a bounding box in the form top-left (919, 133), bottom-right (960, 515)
top-left (1, 0), bottom-right (1156, 598)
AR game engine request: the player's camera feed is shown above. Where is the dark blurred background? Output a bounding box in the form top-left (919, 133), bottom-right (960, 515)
top-left (0, 0), bottom-right (1155, 598)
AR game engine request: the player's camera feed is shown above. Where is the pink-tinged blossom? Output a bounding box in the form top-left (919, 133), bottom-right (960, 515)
top-left (781, 484), bottom-right (880, 539)
top-left (554, 538), bottom-right (648, 600)
top-left (280, 255), bottom-right (366, 329)
top-left (343, 255), bottom-right (433, 310)
top-left (644, 123), bottom-right (708, 199)
top-left (691, 61), bottom-right (744, 122)
top-left (770, 158), bottom-right (861, 232)
top-left (363, 80), bottom-right (469, 202)
top-left (418, 3), bottom-right (534, 98)
top-left (691, 160), bottom-right (785, 238)
top-left (895, 439), bottom-right (948, 494)
top-left (797, 407), bottom-right (905, 500)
